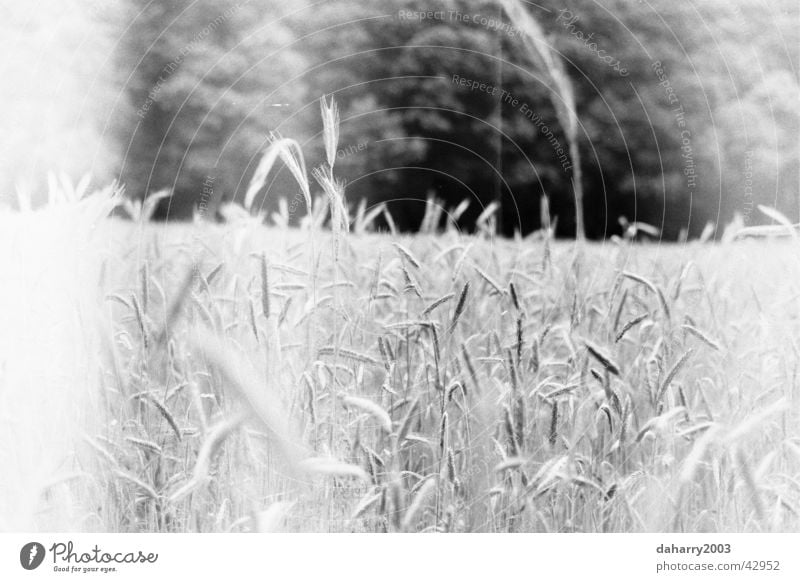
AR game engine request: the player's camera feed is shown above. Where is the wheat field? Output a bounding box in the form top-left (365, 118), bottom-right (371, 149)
top-left (3, 183), bottom-right (799, 533)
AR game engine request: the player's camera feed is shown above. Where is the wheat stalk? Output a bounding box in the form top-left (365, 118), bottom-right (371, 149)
top-left (500, 0), bottom-right (584, 239)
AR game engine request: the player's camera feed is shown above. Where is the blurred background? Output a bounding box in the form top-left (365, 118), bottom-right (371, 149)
top-left (0, 0), bottom-right (797, 239)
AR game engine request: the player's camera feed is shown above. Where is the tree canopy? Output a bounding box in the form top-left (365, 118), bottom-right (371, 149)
top-left (103, 0), bottom-right (798, 237)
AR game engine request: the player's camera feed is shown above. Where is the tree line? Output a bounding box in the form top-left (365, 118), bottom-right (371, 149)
top-left (108, 0), bottom-right (798, 238)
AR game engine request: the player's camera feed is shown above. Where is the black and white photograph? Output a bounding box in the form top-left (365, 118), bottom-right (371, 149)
top-left (0, 0), bottom-right (798, 578)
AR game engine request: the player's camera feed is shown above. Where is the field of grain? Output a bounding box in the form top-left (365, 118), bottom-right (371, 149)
top-left (4, 189), bottom-right (798, 533)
